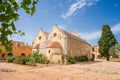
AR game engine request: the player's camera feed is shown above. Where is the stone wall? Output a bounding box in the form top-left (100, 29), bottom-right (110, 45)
top-left (91, 45), bottom-right (100, 59)
top-left (67, 38), bottom-right (91, 58)
top-left (0, 41), bottom-right (32, 59)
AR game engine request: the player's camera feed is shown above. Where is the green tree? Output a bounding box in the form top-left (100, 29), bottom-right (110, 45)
top-left (98, 25), bottom-right (117, 61)
top-left (109, 46), bottom-right (116, 57)
top-left (0, 0), bottom-right (38, 51)
top-left (109, 44), bottom-right (120, 57)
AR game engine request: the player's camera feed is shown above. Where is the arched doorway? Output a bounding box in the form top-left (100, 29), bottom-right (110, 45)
top-left (21, 53), bottom-right (26, 56)
top-left (91, 53), bottom-right (95, 61)
top-left (7, 53), bottom-right (13, 56)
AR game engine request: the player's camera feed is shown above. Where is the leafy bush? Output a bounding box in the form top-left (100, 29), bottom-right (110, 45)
top-left (14, 55), bottom-right (27, 65)
top-left (31, 51), bottom-right (43, 63)
top-left (28, 51), bottom-right (49, 65)
top-left (29, 56), bottom-right (36, 66)
top-left (109, 44), bottom-right (120, 58)
top-left (41, 56), bottom-right (49, 64)
top-left (6, 56), bottom-right (15, 62)
top-left (68, 56), bottom-right (75, 64)
top-left (79, 55), bottom-right (88, 61)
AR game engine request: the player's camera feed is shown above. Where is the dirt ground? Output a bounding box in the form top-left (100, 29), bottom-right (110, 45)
top-left (0, 60), bottom-right (120, 80)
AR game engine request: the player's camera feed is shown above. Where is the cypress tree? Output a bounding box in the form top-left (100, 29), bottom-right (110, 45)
top-left (98, 25), bottom-right (117, 61)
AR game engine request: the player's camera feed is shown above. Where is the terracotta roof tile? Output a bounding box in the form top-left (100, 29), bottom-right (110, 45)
top-left (33, 43), bottom-right (40, 49)
top-left (47, 41), bottom-right (62, 48)
top-left (56, 26), bottom-right (88, 44)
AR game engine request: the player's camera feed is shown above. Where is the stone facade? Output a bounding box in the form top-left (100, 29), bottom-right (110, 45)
top-left (11, 41), bottom-right (32, 56)
top-left (32, 25), bottom-right (92, 63)
top-left (0, 41), bottom-right (32, 59)
top-left (91, 45), bottom-right (100, 59)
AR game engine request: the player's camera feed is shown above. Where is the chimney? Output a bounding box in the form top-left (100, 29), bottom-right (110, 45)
top-left (73, 31), bottom-right (79, 37)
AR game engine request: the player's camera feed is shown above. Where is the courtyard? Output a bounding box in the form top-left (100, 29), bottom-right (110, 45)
top-left (0, 60), bottom-right (120, 80)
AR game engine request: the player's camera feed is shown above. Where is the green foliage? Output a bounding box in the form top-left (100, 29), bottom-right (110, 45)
top-left (31, 51), bottom-right (43, 63)
top-left (0, 0), bottom-right (38, 51)
top-left (98, 25), bottom-right (118, 61)
top-left (0, 48), bottom-right (2, 53)
top-left (28, 51), bottom-right (49, 66)
top-left (68, 56), bottom-right (75, 64)
top-left (116, 44), bottom-right (120, 51)
top-left (109, 44), bottom-right (120, 58)
top-left (6, 56), bottom-right (15, 62)
top-left (41, 56), bottom-right (49, 64)
top-left (14, 55), bottom-right (27, 65)
top-left (29, 56), bottom-right (36, 66)
top-left (79, 55), bottom-right (88, 61)
top-left (109, 46), bottom-right (116, 57)
top-left (21, 0), bottom-right (38, 15)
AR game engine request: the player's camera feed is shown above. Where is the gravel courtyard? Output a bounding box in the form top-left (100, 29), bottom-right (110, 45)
top-left (0, 60), bottom-right (120, 80)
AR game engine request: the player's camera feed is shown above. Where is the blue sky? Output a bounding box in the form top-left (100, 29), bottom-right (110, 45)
top-left (11, 0), bottom-right (120, 45)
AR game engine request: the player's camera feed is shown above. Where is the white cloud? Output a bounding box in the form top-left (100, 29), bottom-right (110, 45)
top-left (114, 4), bottom-right (119, 7)
top-left (79, 23), bottom-right (120, 42)
top-left (111, 23), bottom-right (120, 33)
top-left (79, 31), bottom-right (101, 41)
top-left (62, 0), bottom-right (99, 19)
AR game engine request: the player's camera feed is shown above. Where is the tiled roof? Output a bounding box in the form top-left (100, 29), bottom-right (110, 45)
top-left (33, 43), bottom-right (40, 49)
top-left (47, 41), bottom-right (62, 48)
top-left (56, 26), bottom-right (87, 44)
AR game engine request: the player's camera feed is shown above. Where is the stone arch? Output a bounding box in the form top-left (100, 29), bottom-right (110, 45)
top-left (91, 53), bottom-right (95, 61)
top-left (21, 53), bottom-right (26, 56)
top-left (7, 53), bottom-right (13, 56)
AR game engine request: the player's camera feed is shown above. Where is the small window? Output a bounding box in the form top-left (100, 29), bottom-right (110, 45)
top-left (16, 43), bottom-right (20, 47)
top-left (39, 36), bottom-right (41, 40)
top-left (53, 33), bottom-right (57, 37)
top-left (92, 47), bottom-right (94, 51)
top-left (48, 50), bottom-right (50, 53)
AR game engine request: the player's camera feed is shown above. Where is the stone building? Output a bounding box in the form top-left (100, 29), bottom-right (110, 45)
top-left (11, 41), bottom-right (32, 56)
top-left (32, 25), bottom-right (92, 63)
top-left (91, 45), bottom-right (100, 59)
top-left (0, 41), bottom-right (32, 59)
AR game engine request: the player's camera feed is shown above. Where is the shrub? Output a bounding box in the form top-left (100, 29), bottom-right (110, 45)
top-left (29, 56), bottom-right (36, 66)
top-left (31, 51), bottom-right (42, 63)
top-left (14, 55), bottom-right (27, 65)
top-left (68, 56), bottom-right (75, 64)
top-left (79, 55), bottom-right (88, 61)
top-left (28, 51), bottom-right (49, 65)
top-left (6, 56), bottom-right (15, 62)
top-left (31, 51), bottom-right (49, 64)
top-left (41, 56), bottom-right (49, 64)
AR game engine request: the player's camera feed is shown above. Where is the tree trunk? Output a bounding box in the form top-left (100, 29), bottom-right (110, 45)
top-left (107, 56), bottom-right (110, 61)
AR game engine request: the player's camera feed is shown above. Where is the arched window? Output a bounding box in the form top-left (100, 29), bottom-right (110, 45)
top-left (92, 47), bottom-right (94, 51)
top-left (39, 36), bottom-right (42, 40)
top-left (48, 50), bottom-right (50, 53)
top-left (53, 33), bottom-right (57, 37)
